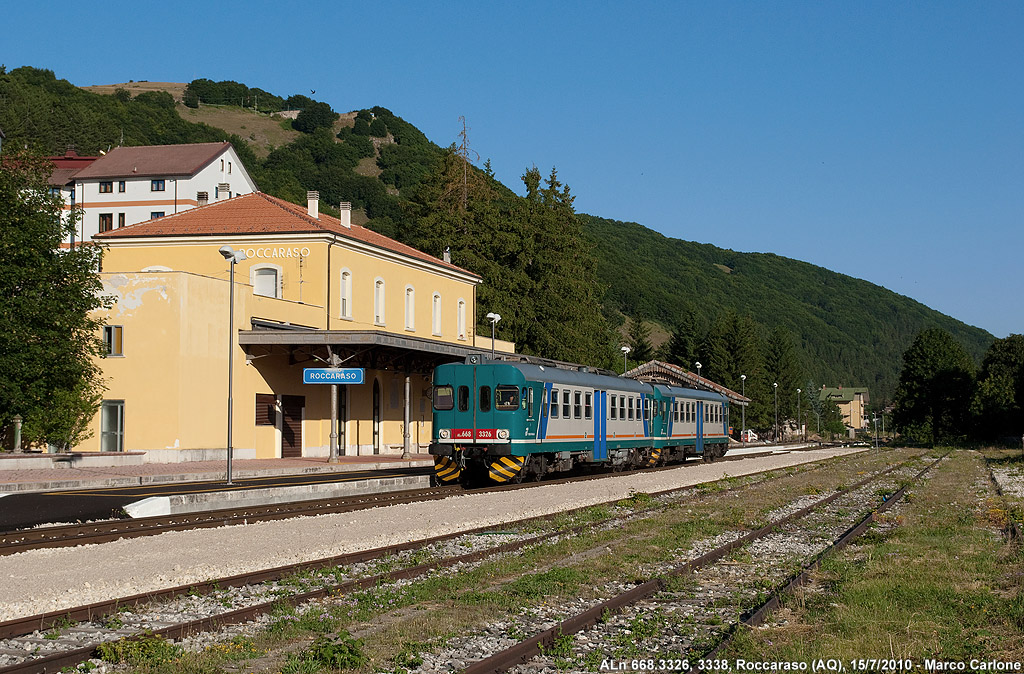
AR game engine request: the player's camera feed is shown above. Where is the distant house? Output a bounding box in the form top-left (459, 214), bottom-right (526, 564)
top-left (820, 386), bottom-right (870, 430)
top-left (59, 142), bottom-right (257, 245)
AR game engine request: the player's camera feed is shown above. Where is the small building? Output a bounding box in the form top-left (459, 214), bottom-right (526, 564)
top-left (82, 190), bottom-right (513, 461)
top-left (62, 142), bottom-right (257, 245)
top-left (819, 386), bottom-right (870, 430)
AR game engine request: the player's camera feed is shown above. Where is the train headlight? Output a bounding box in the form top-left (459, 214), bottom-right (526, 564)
top-left (439, 429), bottom-right (450, 439)
top-left (497, 429), bottom-right (510, 440)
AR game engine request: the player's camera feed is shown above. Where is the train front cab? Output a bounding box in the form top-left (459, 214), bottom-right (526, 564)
top-left (429, 358), bottom-right (540, 484)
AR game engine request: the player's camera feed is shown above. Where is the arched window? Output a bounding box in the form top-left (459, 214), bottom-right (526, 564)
top-left (374, 278), bottom-right (386, 325)
top-left (405, 286), bottom-right (415, 331)
top-left (339, 269), bottom-right (352, 319)
top-left (457, 299), bottom-right (466, 340)
top-left (251, 265), bottom-right (281, 298)
top-left (432, 293), bottom-right (442, 336)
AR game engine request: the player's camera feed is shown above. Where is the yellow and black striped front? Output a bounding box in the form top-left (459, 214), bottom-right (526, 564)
top-left (646, 448), bottom-right (662, 467)
top-left (488, 456), bottom-right (526, 483)
top-left (434, 456), bottom-right (462, 483)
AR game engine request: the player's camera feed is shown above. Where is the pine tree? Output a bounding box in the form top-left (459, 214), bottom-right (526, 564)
top-left (627, 318), bottom-right (654, 364)
top-left (893, 328), bottom-right (975, 445)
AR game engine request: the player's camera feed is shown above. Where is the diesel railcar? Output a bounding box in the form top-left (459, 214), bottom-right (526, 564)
top-left (429, 355), bottom-right (731, 484)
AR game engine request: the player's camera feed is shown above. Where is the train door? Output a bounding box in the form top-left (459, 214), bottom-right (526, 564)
top-left (592, 390), bottom-right (607, 460)
top-left (473, 363), bottom-right (496, 440)
top-left (695, 400), bottom-right (704, 456)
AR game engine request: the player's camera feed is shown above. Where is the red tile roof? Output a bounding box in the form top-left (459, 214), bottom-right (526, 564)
top-left (46, 150), bottom-right (100, 186)
top-left (73, 142), bottom-right (232, 179)
top-left (93, 191), bottom-right (480, 278)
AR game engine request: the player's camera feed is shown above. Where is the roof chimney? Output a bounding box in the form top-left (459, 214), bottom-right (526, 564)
top-left (443, 246), bottom-right (451, 264)
top-left (197, 191), bottom-right (209, 206)
top-left (339, 202), bottom-right (351, 228)
top-left (307, 191), bottom-right (319, 219)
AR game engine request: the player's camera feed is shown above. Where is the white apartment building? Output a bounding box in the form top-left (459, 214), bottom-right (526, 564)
top-left (62, 142), bottom-right (257, 245)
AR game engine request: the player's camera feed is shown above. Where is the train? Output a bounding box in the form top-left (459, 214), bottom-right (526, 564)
top-left (429, 354), bottom-right (731, 484)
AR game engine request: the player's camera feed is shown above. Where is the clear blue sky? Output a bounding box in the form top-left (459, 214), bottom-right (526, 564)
top-left (5, 1), bottom-right (1022, 338)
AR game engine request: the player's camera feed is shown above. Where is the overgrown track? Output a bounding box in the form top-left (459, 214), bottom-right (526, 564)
top-left (459, 455), bottom-right (936, 674)
top-left (0, 448), bottom-right (857, 674)
top-left (0, 444), bottom-right (831, 556)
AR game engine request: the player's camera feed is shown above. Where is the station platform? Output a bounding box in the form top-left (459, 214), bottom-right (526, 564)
top-left (0, 453), bottom-right (434, 495)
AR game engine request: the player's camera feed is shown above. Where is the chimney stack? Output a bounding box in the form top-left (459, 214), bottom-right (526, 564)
top-left (197, 191), bottom-right (209, 207)
top-left (443, 246), bottom-right (451, 264)
top-left (307, 191), bottom-right (319, 219)
top-left (339, 202), bottom-right (351, 228)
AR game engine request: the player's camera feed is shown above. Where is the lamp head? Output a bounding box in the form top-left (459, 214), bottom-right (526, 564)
top-left (621, 345), bottom-right (631, 354)
top-left (741, 374), bottom-right (746, 381)
top-left (695, 361), bottom-right (701, 369)
top-left (219, 245), bottom-right (247, 263)
top-left (486, 312), bottom-right (501, 324)
top-left (773, 382), bottom-right (778, 388)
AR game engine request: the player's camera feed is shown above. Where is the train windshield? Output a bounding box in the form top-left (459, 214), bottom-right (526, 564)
top-left (432, 385), bottom-right (454, 411)
top-left (495, 385), bottom-right (519, 410)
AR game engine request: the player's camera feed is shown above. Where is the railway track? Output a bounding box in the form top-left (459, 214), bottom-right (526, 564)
top-left (0, 444), bottom-right (835, 556)
top-left (0, 446), bottom-right (876, 674)
top-left (453, 454), bottom-right (942, 674)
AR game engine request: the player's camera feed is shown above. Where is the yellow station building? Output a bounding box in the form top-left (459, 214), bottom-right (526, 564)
top-left (80, 191), bottom-right (513, 461)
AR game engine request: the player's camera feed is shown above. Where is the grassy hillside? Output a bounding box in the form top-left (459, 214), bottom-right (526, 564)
top-left (1, 67), bottom-right (994, 400)
top-left (582, 214), bottom-right (993, 399)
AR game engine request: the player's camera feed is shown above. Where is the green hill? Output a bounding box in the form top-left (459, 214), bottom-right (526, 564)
top-left (0, 67), bottom-right (994, 403)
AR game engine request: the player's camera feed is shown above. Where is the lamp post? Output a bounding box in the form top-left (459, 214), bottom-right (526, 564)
top-left (219, 245), bottom-right (247, 485)
top-left (621, 345), bottom-right (631, 374)
top-left (12, 414), bottom-right (22, 454)
top-left (773, 382), bottom-right (778, 444)
top-left (695, 361), bottom-right (702, 381)
top-left (796, 388), bottom-right (801, 441)
top-left (485, 312), bottom-right (501, 359)
top-left (740, 374), bottom-right (746, 441)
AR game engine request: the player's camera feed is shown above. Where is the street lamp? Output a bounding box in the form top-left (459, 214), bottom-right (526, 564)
top-left (485, 312), bottom-right (501, 359)
top-left (219, 245), bottom-right (247, 485)
top-left (695, 361), bottom-right (702, 381)
top-left (12, 414), bottom-right (22, 454)
top-left (796, 388), bottom-right (801, 441)
top-left (621, 345), bottom-right (631, 374)
top-left (773, 382), bottom-right (778, 444)
top-left (740, 374), bottom-right (746, 441)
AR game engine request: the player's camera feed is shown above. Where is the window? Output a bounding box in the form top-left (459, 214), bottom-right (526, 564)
top-left (150, 212), bottom-right (165, 219)
top-left (432, 385), bottom-right (454, 411)
top-left (103, 326), bottom-right (123, 356)
top-left (573, 391), bottom-right (582, 419)
top-left (50, 187), bottom-right (61, 197)
top-left (457, 299), bottom-right (466, 339)
top-left (541, 388), bottom-right (548, 418)
top-left (432, 293), bottom-right (442, 336)
top-left (253, 267), bottom-right (279, 298)
top-left (256, 394), bottom-right (276, 425)
top-left (339, 270), bottom-right (352, 319)
top-left (151, 179), bottom-right (165, 191)
top-left (550, 388), bottom-right (559, 418)
top-left (674, 401), bottom-right (679, 422)
top-left (526, 387), bottom-right (535, 417)
top-left (100, 400), bottom-right (125, 452)
top-left (620, 396), bottom-right (626, 420)
top-left (228, 161), bottom-right (232, 174)
top-left (118, 213), bottom-right (125, 228)
top-left (221, 159), bottom-right (225, 171)
top-left (99, 213), bottom-right (113, 232)
top-left (479, 386), bottom-right (491, 412)
top-left (457, 386), bottom-right (469, 412)
top-left (495, 385), bottom-right (519, 410)
top-left (644, 398), bottom-right (651, 421)
top-left (611, 395), bottom-right (618, 420)
top-left (585, 392), bottom-right (593, 420)
top-left (374, 279), bottom-right (386, 325)
top-left (562, 390), bottom-right (571, 419)
top-left (118, 181), bottom-right (125, 193)
top-left (99, 181), bottom-right (113, 193)
top-left (405, 286), bottom-right (415, 330)
top-left (628, 397), bottom-right (634, 421)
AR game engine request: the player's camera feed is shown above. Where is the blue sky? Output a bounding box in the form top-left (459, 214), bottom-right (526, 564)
top-left (5, 1), bottom-right (1022, 337)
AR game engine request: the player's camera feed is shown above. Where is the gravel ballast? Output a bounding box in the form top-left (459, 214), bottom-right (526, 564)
top-left (0, 448), bottom-right (865, 622)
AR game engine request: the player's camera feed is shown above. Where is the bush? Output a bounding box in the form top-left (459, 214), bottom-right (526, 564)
top-left (293, 101), bottom-right (338, 133)
top-left (369, 118), bottom-right (388, 137)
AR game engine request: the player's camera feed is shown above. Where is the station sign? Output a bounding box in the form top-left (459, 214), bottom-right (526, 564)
top-left (303, 368), bottom-right (365, 384)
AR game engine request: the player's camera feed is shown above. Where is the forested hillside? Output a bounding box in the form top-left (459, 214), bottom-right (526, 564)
top-left (0, 67), bottom-right (994, 405)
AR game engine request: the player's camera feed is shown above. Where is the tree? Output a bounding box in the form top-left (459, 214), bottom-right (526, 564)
top-left (970, 334), bottom-right (1024, 440)
top-left (762, 327), bottom-right (804, 423)
top-left (0, 152), bottom-right (108, 449)
top-left (892, 328), bottom-right (976, 446)
top-left (293, 102), bottom-right (338, 134)
top-left (627, 318), bottom-right (654, 364)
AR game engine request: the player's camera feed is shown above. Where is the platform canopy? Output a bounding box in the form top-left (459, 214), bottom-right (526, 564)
top-left (624, 360), bottom-right (750, 407)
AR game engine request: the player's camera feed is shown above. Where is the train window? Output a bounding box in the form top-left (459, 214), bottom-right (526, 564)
top-left (674, 401), bottom-right (680, 422)
top-left (610, 395), bottom-right (617, 420)
top-left (562, 390), bottom-right (571, 418)
top-left (526, 388), bottom-right (535, 418)
top-left (495, 385), bottom-right (519, 411)
top-left (573, 391), bottom-right (582, 419)
top-left (585, 392), bottom-right (593, 419)
top-left (550, 388), bottom-right (559, 418)
top-left (621, 396), bottom-right (626, 420)
top-left (458, 386), bottom-right (469, 412)
top-left (432, 385), bottom-right (454, 411)
top-left (479, 386), bottom-right (491, 412)
top-left (540, 388), bottom-right (547, 418)
top-left (628, 397), bottom-right (634, 421)
top-left (644, 398), bottom-right (651, 421)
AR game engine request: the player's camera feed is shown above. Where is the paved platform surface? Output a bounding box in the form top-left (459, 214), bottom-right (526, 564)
top-left (0, 454), bottom-right (435, 495)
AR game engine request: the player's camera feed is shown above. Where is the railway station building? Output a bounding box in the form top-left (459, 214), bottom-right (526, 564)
top-left (78, 191), bottom-right (513, 461)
